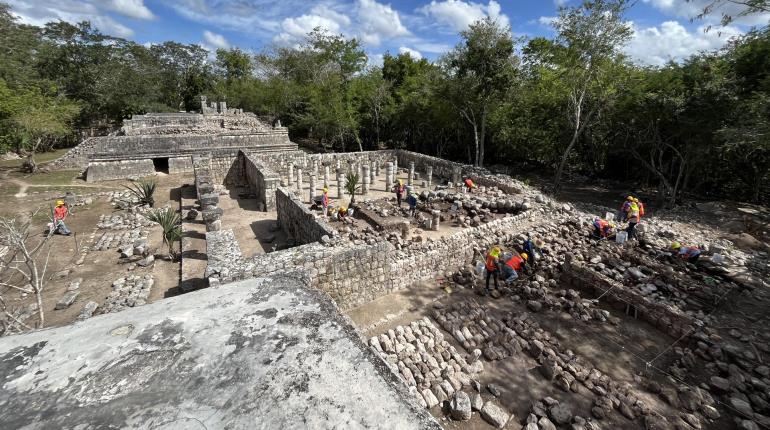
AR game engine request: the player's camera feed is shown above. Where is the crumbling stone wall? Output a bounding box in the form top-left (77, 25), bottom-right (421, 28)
top-left (192, 154), bottom-right (223, 232)
top-left (168, 156), bottom-right (192, 174)
top-left (86, 159), bottom-right (155, 182)
top-left (206, 206), bottom-right (540, 310)
top-left (276, 186), bottom-right (337, 244)
top-left (395, 150), bottom-right (464, 183)
top-left (242, 152), bottom-right (280, 211)
top-left (562, 263), bottom-right (696, 338)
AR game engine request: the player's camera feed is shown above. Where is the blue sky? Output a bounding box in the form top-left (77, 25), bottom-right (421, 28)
top-left (7, 0), bottom-right (770, 66)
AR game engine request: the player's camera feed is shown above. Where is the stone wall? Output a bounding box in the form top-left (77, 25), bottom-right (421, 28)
top-left (86, 159), bottom-right (155, 182)
top-left (168, 156), bottom-right (192, 174)
top-left (206, 205), bottom-right (541, 311)
top-left (242, 152), bottom-right (280, 211)
top-left (276, 186), bottom-right (337, 244)
top-left (395, 150), bottom-right (464, 183)
top-left (192, 154), bottom-right (223, 232)
top-left (561, 263), bottom-right (697, 338)
top-left (89, 132), bottom-right (295, 160)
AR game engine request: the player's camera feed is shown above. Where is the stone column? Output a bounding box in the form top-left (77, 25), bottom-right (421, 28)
top-left (296, 168), bottom-right (303, 195)
top-left (375, 161), bottom-right (380, 177)
top-left (309, 174), bottom-right (316, 203)
top-left (288, 163), bottom-right (294, 185)
top-left (323, 165), bottom-right (330, 188)
top-left (336, 159), bottom-right (341, 170)
top-left (336, 168), bottom-right (344, 199)
top-left (385, 162), bottom-right (394, 192)
top-left (431, 210), bottom-right (441, 231)
top-left (408, 162), bottom-right (415, 186)
top-left (362, 165), bottom-right (370, 195)
top-left (426, 166), bottom-right (433, 190)
top-left (452, 167), bottom-right (462, 185)
top-left (312, 159), bottom-right (319, 176)
top-left (369, 162), bottom-right (375, 185)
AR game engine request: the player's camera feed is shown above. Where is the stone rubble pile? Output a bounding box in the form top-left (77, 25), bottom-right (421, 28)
top-left (93, 229), bottom-right (147, 252)
top-left (99, 274), bottom-right (154, 314)
top-left (96, 209), bottom-right (154, 230)
top-left (369, 317), bottom-right (483, 410)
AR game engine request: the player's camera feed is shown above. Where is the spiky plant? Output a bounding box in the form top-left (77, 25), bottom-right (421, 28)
top-left (146, 207), bottom-right (181, 258)
top-left (345, 173), bottom-right (359, 205)
top-left (125, 179), bottom-right (156, 207)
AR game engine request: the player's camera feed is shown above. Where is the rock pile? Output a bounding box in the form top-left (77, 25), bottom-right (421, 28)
top-left (94, 229), bottom-right (148, 252)
top-left (99, 274), bottom-right (154, 314)
top-left (369, 317), bottom-right (483, 409)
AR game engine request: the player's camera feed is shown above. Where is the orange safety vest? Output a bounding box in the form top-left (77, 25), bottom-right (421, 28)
top-left (322, 193), bottom-right (329, 207)
top-left (54, 206), bottom-right (68, 221)
top-left (485, 253), bottom-right (498, 271)
top-left (506, 255), bottom-right (524, 271)
top-left (638, 202), bottom-right (645, 218)
top-left (465, 179), bottom-right (475, 188)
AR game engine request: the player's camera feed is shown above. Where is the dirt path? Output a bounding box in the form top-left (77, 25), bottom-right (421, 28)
top-left (6, 177), bottom-right (119, 198)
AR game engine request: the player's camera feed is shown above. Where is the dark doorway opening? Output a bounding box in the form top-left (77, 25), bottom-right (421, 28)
top-left (152, 157), bottom-right (169, 174)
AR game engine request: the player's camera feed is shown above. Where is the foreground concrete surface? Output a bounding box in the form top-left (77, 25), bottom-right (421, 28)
top-left (0, 275), bottom-right (439, 430)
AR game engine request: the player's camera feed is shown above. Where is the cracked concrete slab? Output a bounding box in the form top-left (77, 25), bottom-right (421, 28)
top-left (0, 274), bottom-right (439, 430)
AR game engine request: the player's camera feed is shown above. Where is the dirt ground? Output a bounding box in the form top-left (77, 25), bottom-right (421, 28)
top-left (0, 159), bottom-right (186, 330)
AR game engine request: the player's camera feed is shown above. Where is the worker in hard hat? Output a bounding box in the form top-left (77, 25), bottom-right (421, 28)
top-left (52, 200), bottom-right (71, 235)
top-left (501, 252), bottom-right (528, 284)
top-left (392, 179), bottom-right (405, 207)
top-left (626, 201), bottom-right (640, 240)
top-left (634, 197), bottom-right (645, 220)
top-left (322, 187), bottom-right (330, 217)
top-left (618, 196), bottom-right (633, 222)
top-left (671, 242), bottom-right (701, 264)
top-left (484, 245), bottom-right (502, 294)
top-left (593, 217), bottom-right (615, 239)
top-left (464, 178), bottom-right (477, 193)
top-left (522, 234), bottom-right (541, 266)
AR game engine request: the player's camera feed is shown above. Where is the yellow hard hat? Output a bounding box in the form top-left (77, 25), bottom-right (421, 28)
top-left (627, 196), bottom-right (634, 201)
top-left (398, 179), bottom-right (403, 185)
top-left (521, 252), bottom-right (528, 260)
top-left (56, 200), bottom-right (64, 206)
top-left (323, 187), bottom-right (329, 193)
top-left (633, 197), bottom-right (639, 202)
top-left (490, 246), bottom-right (501, 257)
top-left (671, 242), bottom-right (681, 250)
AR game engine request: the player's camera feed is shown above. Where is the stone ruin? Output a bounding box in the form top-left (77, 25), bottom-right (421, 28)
top-left (3, 113), bottom-right (769, 429)
top-left (50, 96), bottom-right (297, 181)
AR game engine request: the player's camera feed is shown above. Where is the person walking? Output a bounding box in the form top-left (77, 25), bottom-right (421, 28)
top-left (523, 235), bottom-right (540, 266)
top-left (406, 188), bottom-right (418, 217)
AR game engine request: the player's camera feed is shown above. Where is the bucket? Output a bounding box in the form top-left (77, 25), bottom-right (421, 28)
top-left (605, 212), bottom-right (615, 221)
top-left (615, 231), bottom-right (628, 244)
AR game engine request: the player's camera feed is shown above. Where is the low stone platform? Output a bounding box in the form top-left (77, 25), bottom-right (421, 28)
top-left (0, 275), bottom-right (439, 429)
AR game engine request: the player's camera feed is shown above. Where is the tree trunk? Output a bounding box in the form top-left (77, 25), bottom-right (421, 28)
top-left (479, 105), bottom-right (487, 168)
top-left (472, 123), bottom-right (480, 167)
top-left (554, 127), bottom-right (581, 192)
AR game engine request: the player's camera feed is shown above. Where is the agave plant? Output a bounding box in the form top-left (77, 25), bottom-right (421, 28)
top-left (125, 179), bottom-right (156, 207)
top-left (345, 173), bottom-right (359, 205)
top-left (146, 207), bottom-right (181, 258)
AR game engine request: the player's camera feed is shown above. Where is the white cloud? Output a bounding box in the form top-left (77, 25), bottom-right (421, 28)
top-left (625, 20), bottom-right (743, 66)
top-left (105, 0), bottom-right (155, 20)
top-left (203, 30), bottom-right (230, 50)
top-left (367, 52), bottom-right (384, 68)
top-left (356, 0), bottom-right (410, 45)
top-left (413, 41), bottom-right (452, 53)
top-left (642, 0), bottom-right (770, 26)
top-left (398, 46), bottom-right (423, 59)
top-left (274, 5), bottom-right (351, 45)
top-left (7, 0), bottom-right (138, 37)
top-left (538, 16), bottom-right (557, 27)
top-left (419, 0), bottom-right (510, 32)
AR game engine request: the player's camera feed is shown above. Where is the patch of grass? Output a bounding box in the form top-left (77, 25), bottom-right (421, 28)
top-left (0, 183), bottom-right (19, 197)
top-left (0, 148), bottom-right (70, 169)
top-left (18, 170), bottom-right (80, 186)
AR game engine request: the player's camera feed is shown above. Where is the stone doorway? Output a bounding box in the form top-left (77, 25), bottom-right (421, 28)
top-left (152, 157), bottom-right (169, 174)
